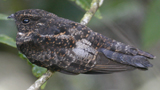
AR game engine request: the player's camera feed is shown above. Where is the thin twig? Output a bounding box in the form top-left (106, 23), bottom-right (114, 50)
top-left (27, 0), bottom-right (104, 90)
top-left (80, 0), bottom-right (104, 25)
top-left (27, 70), bottom-right (53, 90)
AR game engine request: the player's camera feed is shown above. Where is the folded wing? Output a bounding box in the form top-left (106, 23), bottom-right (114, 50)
top-left (85, 48), bottom-right (153, 74)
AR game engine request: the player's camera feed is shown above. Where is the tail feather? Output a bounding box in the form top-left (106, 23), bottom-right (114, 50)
top-left (84, 48), bottom-right (153, 74)
top-left (137, 49), bottom-right (155, 59)
top-left (98, 48), bottom-right (153, 68)
top-left (90, 33), bottom-right (155, 59)
top-left (84, 52), bottom-right (136, 74)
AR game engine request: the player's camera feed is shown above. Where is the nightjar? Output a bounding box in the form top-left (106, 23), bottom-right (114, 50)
top-left (8, 9), bottom-right (155, 75)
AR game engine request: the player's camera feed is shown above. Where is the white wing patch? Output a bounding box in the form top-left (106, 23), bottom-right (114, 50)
top-left (72, 39), bottom-right (98, 63)
top-left (18, 32), bottom-right (25, 36)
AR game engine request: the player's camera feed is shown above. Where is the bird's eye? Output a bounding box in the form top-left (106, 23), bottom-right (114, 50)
top-left (22, 18), bottom-right (30, 23)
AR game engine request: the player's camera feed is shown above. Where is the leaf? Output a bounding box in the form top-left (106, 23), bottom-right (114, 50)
top-left (142, 0), bottom-right (160, 48)
top-left (0, 14), bottom-right (12, 20)
top-left (18, 52), bottom-right (47, 78)
top-left (18, 52), bottom-right (33, 66)
top-left (70, 0), bottom-right (102, 19)
top-left (41, 82), bottom-right (47, 89)
top-left (70, 0), bottom-right (91, 10)
top-left (95, 10), bottom-right (102, 19)
top-left (32, 64), bottom-right (47, 78)
top-left (0, 34), bottom-right (16, 48)
top-left (16, 42), bottom-right (47, 79)
top-left (19, 50), bottom-right (47, 79)
top-left (19, 53), bottom-right (47, 78)
top-left (18, 52), bottom-right (27, 60)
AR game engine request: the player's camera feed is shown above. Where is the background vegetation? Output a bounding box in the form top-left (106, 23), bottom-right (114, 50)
top-left (0, 0), bottom-right (160, 90)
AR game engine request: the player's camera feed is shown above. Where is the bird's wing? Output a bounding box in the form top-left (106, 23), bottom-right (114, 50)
top-left (88, 32), bottom-right (155, 59)
top-left (97, 48), bottom-right (153, 68)
top-left (84, 32), bottom-right (155, 74)
top-left (84, 52), bottom-right (136, 74)
top-left (85, 47), bottom-right (153, 74)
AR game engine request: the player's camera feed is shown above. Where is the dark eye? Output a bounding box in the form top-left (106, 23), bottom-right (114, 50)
top-left (22, 18), bottom-right (30, 23)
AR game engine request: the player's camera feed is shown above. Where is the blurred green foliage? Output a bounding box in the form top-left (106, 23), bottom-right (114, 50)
top-left (142, 0), bottom-right (160, 48)
top-left (41, 82), bottom-right (47, 90)
top-left (0, 0), bottom-right (159, 90)
top-left (0, 34), bottom-right (16, 48)
top-left (70, 0), bottom-right (102, 19)
top-left (0, 14), bottom-right (10, 20)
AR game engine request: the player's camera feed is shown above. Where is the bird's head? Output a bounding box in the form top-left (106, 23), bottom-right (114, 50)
top-left (8, 9), bottom-right (62, 44)
top-left (8, 9), bottom-right (57, 34)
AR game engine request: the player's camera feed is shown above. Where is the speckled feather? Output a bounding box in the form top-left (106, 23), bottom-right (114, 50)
top-left (9, 9), bottom-right (155, 75)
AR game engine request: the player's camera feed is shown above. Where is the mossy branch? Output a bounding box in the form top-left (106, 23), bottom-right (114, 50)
top-left (27, 70), bottom-right (53, 90)
top-left (80, 0), bottom-right (104, 25)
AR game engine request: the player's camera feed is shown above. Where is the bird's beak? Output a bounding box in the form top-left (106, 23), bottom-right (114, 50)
top-left (8, 14), bottom-right (14, 19)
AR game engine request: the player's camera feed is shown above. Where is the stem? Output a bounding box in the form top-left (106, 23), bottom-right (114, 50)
top-left (80, 0), bottom-right (104, 25)
top-left (27, 70), bottom-right (54, 90)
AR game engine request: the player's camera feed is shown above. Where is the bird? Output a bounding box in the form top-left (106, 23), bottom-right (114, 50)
top-left (8, 9), bottom-right (155, 75)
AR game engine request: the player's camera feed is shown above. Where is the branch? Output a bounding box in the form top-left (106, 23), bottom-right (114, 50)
top-left (27, 0), bottom-right (104, 90)
top-left (80, 0), bottom-right (104, 25)
top-left (27, 70), bottom-right (53, 90)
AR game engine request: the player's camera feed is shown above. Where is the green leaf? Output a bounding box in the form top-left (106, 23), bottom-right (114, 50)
top-left (15, 40), bottom-right (47, 79)
top-left (70, 0), bottom-right (91, 10)
top-left (19, 51), bottom-right (48, 88)
top-left (70, 0), bottom-right (102, 19)
top-left (95, 10), bottom-right (102, 19)
top-left (18, 50), bottom-right (47, 80)
top-left (32, 64), bottom-right (47, 78)
top-left (18, 52), bottom-right (27, 60)
top-left (18, 52), bottom-right (33, 66)
top-left (0, 14), bottom-right (12, 20)
top-left (142, 0), bottom-right (160, 48)
top-left (41, 82), bottom-right (47, 89)
top-left (0, 34), bottom-right (16, 48)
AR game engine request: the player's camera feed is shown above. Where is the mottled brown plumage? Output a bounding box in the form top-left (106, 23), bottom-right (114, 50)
top-left (8, 9), bottom-right (155, 75)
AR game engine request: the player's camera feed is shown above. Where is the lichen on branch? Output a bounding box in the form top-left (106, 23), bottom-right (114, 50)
top-left (80, 0), bottom-right (104, 25)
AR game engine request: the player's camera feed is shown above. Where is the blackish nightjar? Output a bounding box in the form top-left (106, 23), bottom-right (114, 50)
top-left (8, 9), bottom-right (155, 75)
